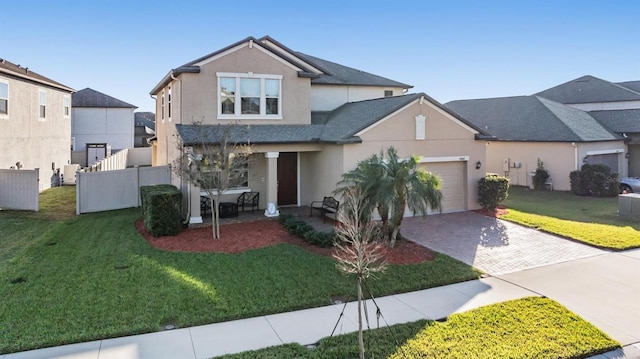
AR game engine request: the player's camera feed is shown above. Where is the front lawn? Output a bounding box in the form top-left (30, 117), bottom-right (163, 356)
top-left (0, 188), bottom-right (480, 354)
top-left (217, 297), bottom-right (619, 359)
top-left (501, 186), bottom-right (640, 250)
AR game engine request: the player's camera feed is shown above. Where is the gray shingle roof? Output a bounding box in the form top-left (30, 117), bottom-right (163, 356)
top-left (589, 109), bottom-right (640, 134)
top-left (0, 58), bottom-right (74, 92)
top-left (151, 36), bottom-right (413, 95)
top-left (176, 93), bottom-right (482, 145)
top-left (445, 96), bottom-right (620, 142)
top-left (134, 112), bottom-right (155, 131)
top-left (73, 88), bottom-right (137, 108)
top-left (535, 75), bottom-right (640, 104)
top-left (616, 81), bottom-right (640, 93)
top-left (295, 52), bottom-right (412, 88)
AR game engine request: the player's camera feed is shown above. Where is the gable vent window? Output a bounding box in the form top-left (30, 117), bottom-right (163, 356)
top-left (415, 115), bottom-right (426, 140)
top-left (217, 72), bottom-right (282, 120)
top-left (161, 90), bottom-right (165, 120)
top-left (384, 90), bottom-right (393, 97)
top-left (0, 81), bottom-right (7, 116)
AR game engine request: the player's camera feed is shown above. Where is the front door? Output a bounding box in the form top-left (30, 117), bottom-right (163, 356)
top-left (277, 152), bottom-right (297, 206)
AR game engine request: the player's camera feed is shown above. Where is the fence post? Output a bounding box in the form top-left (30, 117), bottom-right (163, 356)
top-left (135, 165), bottom-right (140, 207)
top-left (34, 168), bottom-right (40, 212)
top-left (76, 171), bottom-right (81, 215)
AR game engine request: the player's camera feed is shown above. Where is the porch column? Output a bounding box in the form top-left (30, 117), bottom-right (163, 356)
top-left (264, 151), bottom-right (280, 217)
top-left (189, 182), bottom-right (203, 224)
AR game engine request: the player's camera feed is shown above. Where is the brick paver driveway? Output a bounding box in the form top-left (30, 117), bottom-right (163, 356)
top-left (402, 212), bottom-right (605, 275)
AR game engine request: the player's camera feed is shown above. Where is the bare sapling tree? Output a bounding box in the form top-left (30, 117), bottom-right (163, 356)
top-left (333, 187), bottom-right (388, 359)
top-left (174, 121), bottom-right (252, 239)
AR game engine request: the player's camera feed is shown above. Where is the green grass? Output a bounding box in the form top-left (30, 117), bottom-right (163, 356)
top-left (216, 297), bottom-right (620, 359)
top-left (501, 186), bottom-right (640, 250)
top-left (0, 189), bottom-right (480, 354)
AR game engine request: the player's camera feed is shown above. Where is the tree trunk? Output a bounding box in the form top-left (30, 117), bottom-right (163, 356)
top-left (357, 276), bottom-right (365, 359)
top-left (389, 199), bottom-right (406, 248)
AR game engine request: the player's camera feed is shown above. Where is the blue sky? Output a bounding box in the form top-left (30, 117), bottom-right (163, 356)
top-left (1, 0), bottom-right (638, 112)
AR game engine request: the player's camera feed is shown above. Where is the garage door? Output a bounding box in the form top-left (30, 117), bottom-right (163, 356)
top-left (419, 161), bottom-right (466, 213)
top-left (584, 154), bottom-right (619, 173)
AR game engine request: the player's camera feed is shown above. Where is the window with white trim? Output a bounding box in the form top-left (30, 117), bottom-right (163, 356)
top-left (168, 86), bottom-right (172, 120)
top-left (0, 81), bottom-right (8, 117)
top-left (198, 153), bottom-right (249, 189)
top-left (63, 95), bottom-right (70, 118)
top-left (161, 89), bottom-right (165, 120)
top-left (38, 90), bottom-right (46, 119)
top-left (217, 73), bottom-right (282, 119)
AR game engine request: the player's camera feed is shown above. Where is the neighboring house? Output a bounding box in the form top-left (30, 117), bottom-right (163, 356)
top-left (534, 75), bottom-right (640, 176)
top-left (134, 111), bottom-right (155, 147)
top-left (445, 96), bottom-right (626, 191)
top-left (0, 58), bottom-right (74, 191)
top-left (150, 36), bottom-right (491, 224)
top-left (71, 88), bottom-right (137, 166)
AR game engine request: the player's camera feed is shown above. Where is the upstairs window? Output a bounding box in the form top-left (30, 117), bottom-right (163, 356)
top-left (168, 86), bottom-right (172, 120)
top-left (161, 89), bottom-right (165, 120)
top-left (39, 90), bottom-right (46, 119)
top-left (63, 95), bottom-right (70, 117)
top-left (384, 90), bottom-right (393, 97)
top-left (217, 73), bottom-right (282, 119)
top-left (0, 81), bottom-right (7, 116)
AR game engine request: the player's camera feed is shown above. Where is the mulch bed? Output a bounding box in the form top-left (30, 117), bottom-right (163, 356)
top-left (473, 205), bottom-right (508, 218)
top-left (135, 219), bottom-right (433, 265)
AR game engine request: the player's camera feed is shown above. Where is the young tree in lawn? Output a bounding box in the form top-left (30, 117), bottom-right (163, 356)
top-left (335, 147), bottom-right (442, 248)
top-left (333, 187), bottom-right (387, 359)
top-left (174, 122), bottom-right (252, 239)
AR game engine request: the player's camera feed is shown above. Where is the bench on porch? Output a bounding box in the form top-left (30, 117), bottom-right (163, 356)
top-left (309, 196), bottom-right (340, 223)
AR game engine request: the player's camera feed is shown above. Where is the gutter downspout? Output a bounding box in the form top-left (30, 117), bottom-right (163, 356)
top-left (572, 142), bottom-right (578, 171)
top-left (170, 72), bottom-right (192, 225)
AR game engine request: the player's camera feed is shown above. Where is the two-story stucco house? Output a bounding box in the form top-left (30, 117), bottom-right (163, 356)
top-left (0, 58), bottom-right (74, 191)
top-left (71, 88), bottom-right (137, 166)
top-left (150, 36), bottom-right (491, 224)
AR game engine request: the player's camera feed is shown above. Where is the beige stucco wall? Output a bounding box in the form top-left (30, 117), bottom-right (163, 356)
top-left (485, 140), bottom-right (626, 191)
top-left (0, 74), bottom-right (71, 191)
top-left (178, 45), bottom-right (311, 126)
top-left (349, 100), bottom-right (486, 210)
top-left (311, 85), bottom-right (406, 111)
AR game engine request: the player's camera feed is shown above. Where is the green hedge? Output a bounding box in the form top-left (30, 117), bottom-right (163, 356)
top-left (478, 174), bottom-right (510, 209)
top-left (140, 184), bottom-right (183, 237)
top-left (569, 164), bottom-right (619, 197)
top-left (279, 214), bottom-right (335, 248)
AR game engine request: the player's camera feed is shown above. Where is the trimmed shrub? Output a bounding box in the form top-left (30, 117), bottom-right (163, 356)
top-left (569, 164), bottom-right (619, 197)
top-left (532, 158), bottom-right (550, 190)
top-left (477, 174), bottom-right (510, 210)
top-left (142, 184), bottom-right (182, 237)
top-left (279, 214), bottom-right (335, 248)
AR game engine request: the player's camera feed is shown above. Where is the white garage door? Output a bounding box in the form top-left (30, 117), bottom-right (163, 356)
top-left (419, 161), bottom-right (466, 213)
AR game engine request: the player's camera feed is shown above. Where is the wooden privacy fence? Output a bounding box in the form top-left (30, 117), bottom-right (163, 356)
top-left (0, 169), bottom-right (39, 211)
top-left (76, 165), bottom-right (171, 214)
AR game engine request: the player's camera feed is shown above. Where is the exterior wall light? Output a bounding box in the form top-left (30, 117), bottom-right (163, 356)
top-left (476, 161), bottom-right (482, 169)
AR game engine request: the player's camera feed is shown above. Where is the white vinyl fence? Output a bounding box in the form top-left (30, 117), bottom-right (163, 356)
top-left (0, 169), bottom-right (39, 211)
top-left (86, 147), bottom-right (152, 172)
top-left (76, 165), bottom-right (171, 214)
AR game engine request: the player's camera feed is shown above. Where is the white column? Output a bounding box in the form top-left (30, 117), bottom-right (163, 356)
top-left (264, 152), bottom-right (280, 217)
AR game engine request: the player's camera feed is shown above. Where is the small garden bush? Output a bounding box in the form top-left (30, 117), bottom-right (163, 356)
top-left (140, 184), bottom-right (182, 237)
top-left (280, 214), bottom-right (335, 248)
top-left (478, 173), bottom-right (510, 209)
top-left (570, 164), bottom-right (619, 197)
top-left (532, 158), bottom-right (550, 190)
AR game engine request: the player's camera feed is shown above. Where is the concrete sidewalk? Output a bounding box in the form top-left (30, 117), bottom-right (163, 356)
top-left (3, 277), bottom-right (538, 359)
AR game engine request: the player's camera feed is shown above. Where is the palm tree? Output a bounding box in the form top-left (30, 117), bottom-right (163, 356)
top-left (335, 147), bottom-right (442, 248)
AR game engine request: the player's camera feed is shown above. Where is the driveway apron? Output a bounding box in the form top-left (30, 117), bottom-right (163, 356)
top-left (401, 212), bottom-right (605, 275)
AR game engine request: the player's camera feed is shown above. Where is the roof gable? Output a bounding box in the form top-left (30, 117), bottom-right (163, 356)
top-left (445, 95), bottom-right (620, 142)
top-left (72, 88), bottom-right (137, 108)
top-left (535, 75), bottom-right (640, 104)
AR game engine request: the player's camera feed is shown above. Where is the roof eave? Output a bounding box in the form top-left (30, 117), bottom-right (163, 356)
top-left (0, 67), bottom-right (75, 93)
top-left (150, 66), bottom-right (200, 95)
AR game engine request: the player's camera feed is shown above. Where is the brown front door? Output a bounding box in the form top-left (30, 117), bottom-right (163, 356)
top-left (277, 152), bottom-right (297, 205)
